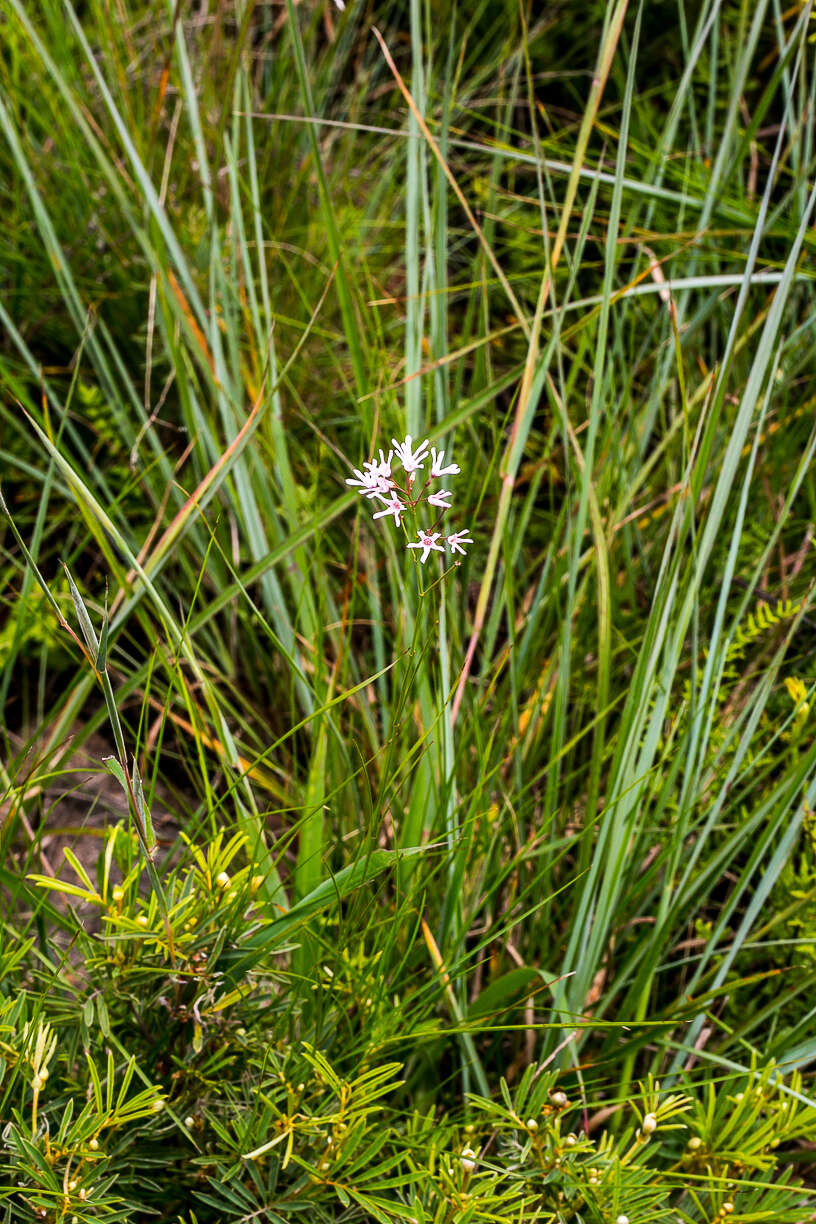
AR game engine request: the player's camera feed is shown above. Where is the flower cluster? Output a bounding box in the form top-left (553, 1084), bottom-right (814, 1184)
top-left (346, 435), bottom-right (471, 562)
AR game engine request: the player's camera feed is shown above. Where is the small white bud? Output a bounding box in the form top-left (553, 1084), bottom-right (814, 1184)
top-left (616, 1216), bottom-right (630, 1224)
top-left (641, 1112), bottom-right (658, 1135)
top-left (460, 1147), bottom-right (476, 1172)
top-left (687, 1135), bottom-right (702, 1150)
top-left (550, 1090), bottom-right (568, 1107)
top-left (215, 871), bottom-right (230, 889)
top-left (526, 1118), bottom-right (538, 1131)
top-left (565, 1133), bottom-right (577, 1146)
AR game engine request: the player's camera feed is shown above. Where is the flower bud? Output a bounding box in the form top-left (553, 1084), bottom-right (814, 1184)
top-left (460, 1147), bottom-right (476, 1172)
top-left (687, 1135), bottom-right (702, 1150)
top-left (641, 1112), bottom-right (658, 1135)
top-left (550, 1090), bottom-right (568, 1107)
top-left (215, 871), bottom-right (230, 889)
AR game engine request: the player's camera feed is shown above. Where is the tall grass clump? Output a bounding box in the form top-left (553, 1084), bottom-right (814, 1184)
top-left (1, 0), bottom-right (816, 1219)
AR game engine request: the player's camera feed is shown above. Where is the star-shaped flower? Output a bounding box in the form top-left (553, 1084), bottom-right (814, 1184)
top-left (371, 449), bottom-right (394, 482)
top-left (346, 465), bottom-right (387, 499)
top-left (430, 447), bottom-right (460, 479)
top-left (427, 488), bottom-right (453, 509)
top-left (392, 434), bottom-right (430, 474)
top-left (407, 530), bottom-right (445, 563)
top-left (372, 495), bottom-right (406, 525)
top-left (446, 529), bottom-right (472, 556)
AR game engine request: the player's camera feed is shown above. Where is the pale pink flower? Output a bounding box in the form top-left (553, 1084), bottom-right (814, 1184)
top-left (346, 466), bottom-right (387, 499)
top-left (446, 530), bottom-right (472, 556)
top-left (372, 495), bottom-right (406, 525)
top-left (407, 530), bottom-right (445, 563)
top-left (392, 434), bottom-right (430, 474)
top-left (371, 449), bottom-right (394, 483)
top-left (430, 447), bottom-right (460, 479)
top-left (427, 488), bottom-right (453, 509)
